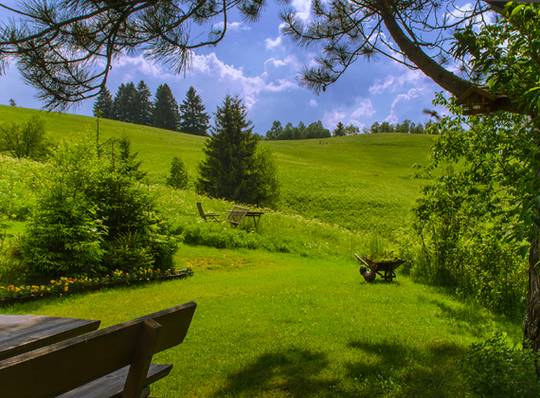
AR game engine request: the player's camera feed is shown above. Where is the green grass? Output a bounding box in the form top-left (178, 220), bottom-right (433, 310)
top-left (0, 106), bottom-right (521, 396)
top-left (0, 106), bottom-right (434, 236)
top-left (3, 246), bottom-right (520, 397)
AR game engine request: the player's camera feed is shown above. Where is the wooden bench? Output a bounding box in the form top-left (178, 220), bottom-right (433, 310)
top-left (227, 206), bottom-right (249, 227)
top-left (197, 202), bottom-right (219, 222)
top-left (0, 302), bottom-right (196, 398)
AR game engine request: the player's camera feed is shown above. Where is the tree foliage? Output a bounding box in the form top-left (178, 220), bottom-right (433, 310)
top-left (179, 86), bottom-right (210, 136)
top-left (93, 87), bottom-right (114, 119)
top-left (113, 83), bottom-right (138, 123)
top-left (24, 138), bottom-right (176, 279)
top-left (153, 84), bottom-right (180, 131)
top-left (265, 120), bottom-right (331, 140)
top-left (134, 81), bottom-right (153, 126)
top-left (0, 0), bottom-right (265, 108)
top-left (0, 116), bottom-right (51, 160)
top-left (167, 156), bottom-right (189, 189)
top-left (198, 96), bottom-right (279, 206)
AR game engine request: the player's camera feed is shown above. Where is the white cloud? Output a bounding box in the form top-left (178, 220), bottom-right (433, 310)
top-left (189, 53), bottom-right (296, 108)
top-left (265, 35), bottom-right (283, 50)
top-left (309, 99), bottom-right (318, 107)
top-left (291, 0), bottom-right (312, 22)
top-left (369, 68), bottom-right (425, 95)
top-left (213, 21), bottom-right (251, 32)
top-left (111, 52), bottom-right (297, 109)
top-left (323, 98), bottom-right (375, 129)
top-left (385, 88), bottom-right (423, 123)
top-left (264, 55), bottom-right (299, 69)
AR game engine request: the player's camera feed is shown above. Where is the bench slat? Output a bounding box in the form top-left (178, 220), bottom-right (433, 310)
top-left (57, 363), bottom-right (172, 398)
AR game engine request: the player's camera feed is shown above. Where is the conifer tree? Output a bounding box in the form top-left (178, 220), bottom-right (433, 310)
top-left (134, 81), bottom-right (153, 126)
top-left (166, 156), bottom-right (189, 189)
top-left (152, 84), bottom-right (180, 131)
top-left (333, 122), bottom-right (347, 137)
top-left (266, 121), bottom-right (283, 140)
top-left (178, 86), bottom-right (209, 136)
top-left (93, 87), bottom-right (114, 119)
top-left (198, 95), bottom-right (278, 206)
top-left (113, 83), bottom-right (138, 122)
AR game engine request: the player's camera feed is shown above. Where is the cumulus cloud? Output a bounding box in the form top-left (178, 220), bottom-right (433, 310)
top-left (323, 98), bottom-right (374, 129)
top-left (212, 21), bottom-right (251, 32)
top-left (265, 35), bottom-right (283, 49)
top-left (369, 68), bottom-right (426, 95)
top-left (264, 55), bottom-right (299, 69)
top-left (291, 0), bottom-right (312, 22)
top-left (385, 87), bottom-right (424, 123)
top-left (112, 52), bottom-right (297, 109)
top-left (189, 53), bottom-right (296, 108)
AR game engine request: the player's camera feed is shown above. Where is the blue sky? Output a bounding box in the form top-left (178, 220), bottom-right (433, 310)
top-left (0, 1), bottom-right (443, 134)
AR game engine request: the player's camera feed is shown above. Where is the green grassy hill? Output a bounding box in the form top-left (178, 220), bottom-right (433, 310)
top-left (0, 106), bottom-right (434, 236)
top-left (0, 107), bottom-right (525, 397)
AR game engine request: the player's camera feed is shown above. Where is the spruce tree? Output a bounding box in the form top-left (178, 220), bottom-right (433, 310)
top-left (266, 121), bottom-right (283, 140)
top-left (93, 87), bottom-right (114, 119)
top-left (166, 156), bottom-right (189, 189)
top-left (198, 95), bottom-right (278, 206)
top-left (178, 86), bottom-right (210, 136)
top-left (333, 122), bottom-right (346, 137)
top-left (152, 84), bottom-right (180, 131)
top-left (113, 82), bottom-right (138, 122)
top-left (134, 81), bottom-right (153, 125)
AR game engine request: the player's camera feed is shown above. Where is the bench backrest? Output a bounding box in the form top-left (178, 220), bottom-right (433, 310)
top-left (0, 301), bottom-right (196, 398)
top-left (228, 206), bottom-right (248, 226)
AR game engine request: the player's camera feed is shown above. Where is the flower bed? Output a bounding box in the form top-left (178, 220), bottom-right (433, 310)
top-left (0, 267), bottom-right (193, 305)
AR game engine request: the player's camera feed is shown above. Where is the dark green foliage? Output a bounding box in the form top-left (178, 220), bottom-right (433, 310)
top-left (333, 122), bottom-right (346, 137)
top-left (198, 96), bottom-right (279, 206)
top-left (8, 99), bottom-right (16, 107)
top-left (265, 120), bottom-right (330, 140)
top-left (266, 120), bottom-right (283, 140)
top-left (113, 83), bottom-right (138, 123)
top-left (166, 156), bottom-right (189, 189)
top-left (463, 333), bottom-right (540, 397)
top-left (178, 86), bottom-right (209, 136)
top-left (23, 139), bottom-right (177, 279)
top-left (152, 84), bottom-right (180, 131)
top-left (405, 96), bottom-right (532, 314)
top-left (370, 120), bottom-right (427, 134)
top-left (93, 87), bottom-right (114, 119)
top-left (134, 81), bottom-right (153, 126)
top-left (115, 137), bottom-right (146, 180)
top-left (0, 116), bottom-right (51, 160)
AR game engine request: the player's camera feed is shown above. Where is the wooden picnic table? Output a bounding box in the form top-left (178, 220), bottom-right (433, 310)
top-left (245, 210), bottom-right (264, 228)
top-left (0, 315), bottom-right (100, 361)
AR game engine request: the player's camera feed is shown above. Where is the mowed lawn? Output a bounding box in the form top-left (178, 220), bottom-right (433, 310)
top-left (3, 247), bottom-right (520, 397)
top-left (0, 106), bottom-right (434, 236)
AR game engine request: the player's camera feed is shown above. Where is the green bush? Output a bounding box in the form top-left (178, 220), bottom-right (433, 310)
top-left (463, 333), bottom-right (540, 398)
top-left (0, 116), bottom-right (52, 160)
top-left (23, 139), bottom-right (177, 279)
top-left (166, 156), bottom-right (189, 189)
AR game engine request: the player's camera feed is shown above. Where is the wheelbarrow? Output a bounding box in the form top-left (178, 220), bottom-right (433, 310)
top-left (354, 253), bottom-right (404, 283)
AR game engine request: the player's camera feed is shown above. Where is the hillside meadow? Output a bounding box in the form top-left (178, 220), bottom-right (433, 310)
top-left (0, 106), bottom-right (525, 397)
top-left (0, 105), bottom-right (434, 236)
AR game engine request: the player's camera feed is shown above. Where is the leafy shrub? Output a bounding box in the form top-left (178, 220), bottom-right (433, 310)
top-left (463, 333), bottom-right (540, 398)
top-left (0, 116), bottom-right (52, 160)
top-left (405, 97), bottom-right (531, 314)
top-left (23, 139), bottom-right (177, 279)
top-left (166, 156), bottom-right (189, 189)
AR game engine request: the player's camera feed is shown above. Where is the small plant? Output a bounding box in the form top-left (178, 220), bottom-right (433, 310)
top-left (166, 156), bottom-right (189, 189)
top-left (463, 332), bottom-right (540, 398)
top-left (0, 116), bottom-right (51, 160)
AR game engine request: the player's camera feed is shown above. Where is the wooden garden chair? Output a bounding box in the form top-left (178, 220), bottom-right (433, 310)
top-left (197, 202), bottom-right (219, 222)
top-left (227, 206), bottom-right (249, 227)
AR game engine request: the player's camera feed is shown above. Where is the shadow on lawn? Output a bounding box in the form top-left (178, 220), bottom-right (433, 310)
top-left (214, 341), bottom-right (467, 397)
